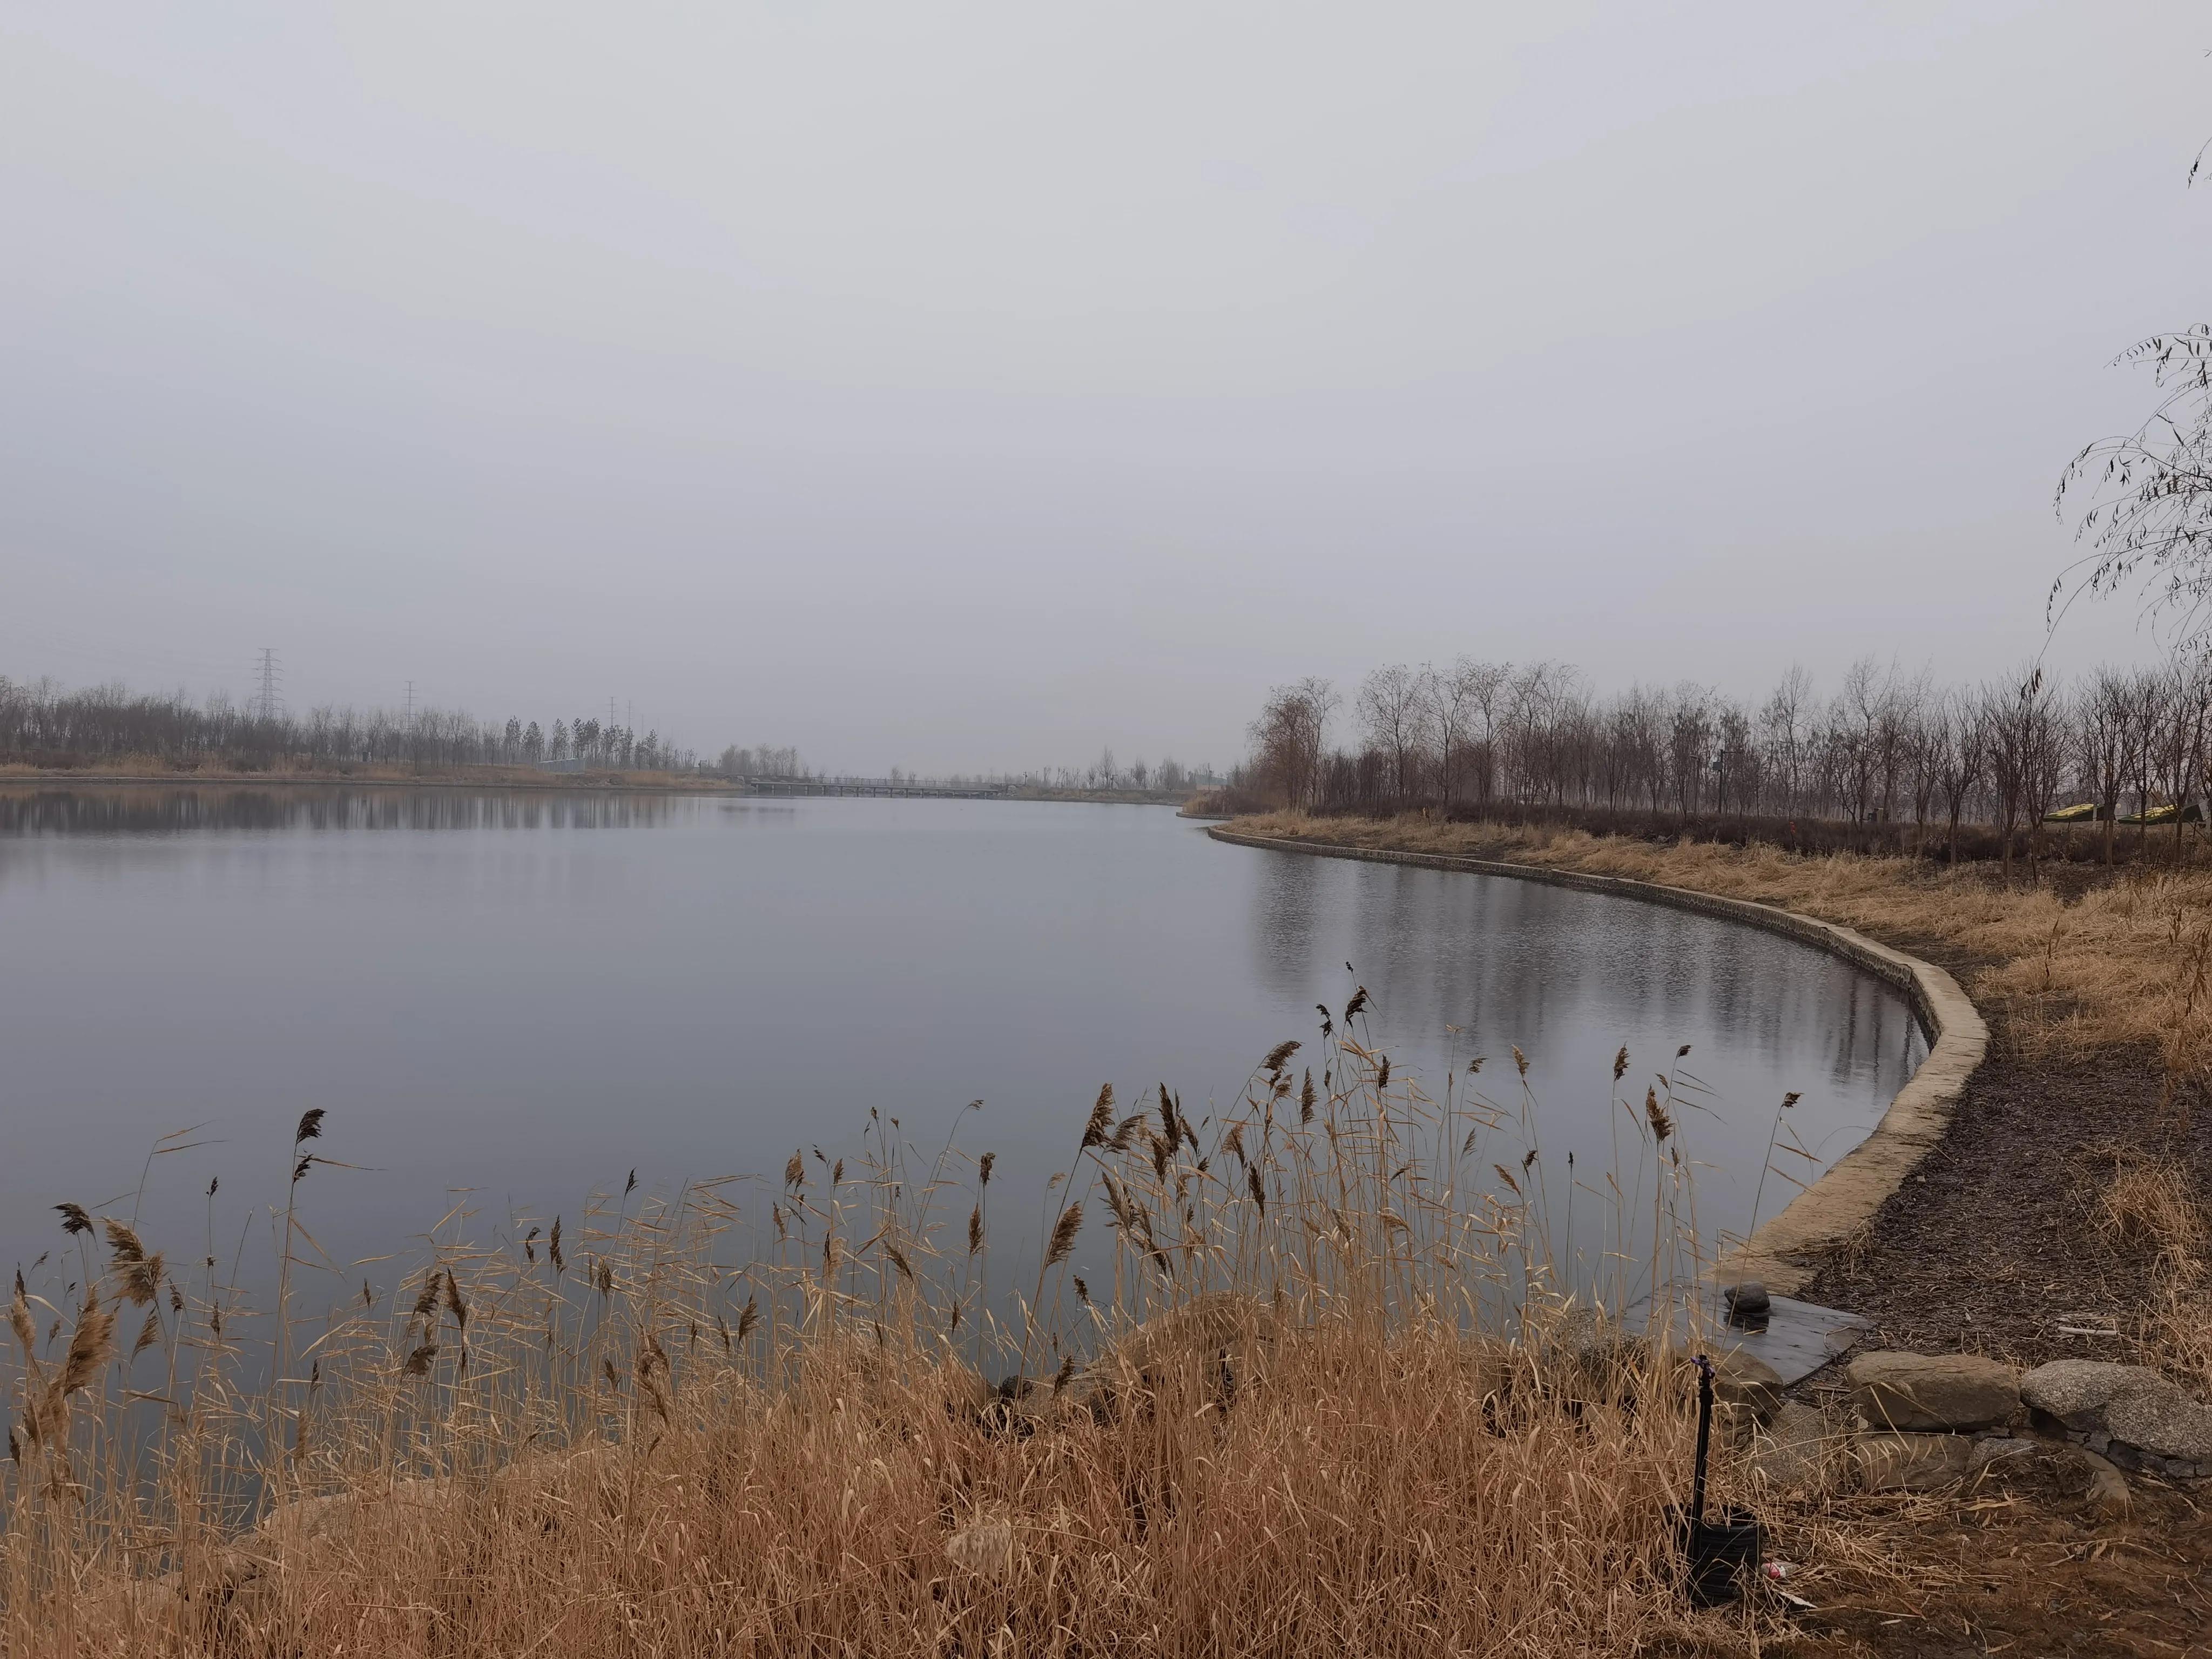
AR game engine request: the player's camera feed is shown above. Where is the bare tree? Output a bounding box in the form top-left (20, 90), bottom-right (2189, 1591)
top-left (1756, 665), bottom-right (1814, 817)
top-left (1357, 664), bottom-right (1426, 808)
top-left (1248, 678), bottom-right (1338, 810)
top-left (2079, 668), bottom-right (2138, 863)
top-left (1422, 659), bottom-right (1492, 808)
top-left (1984, 667), bottom-right (2066, 880)
top-left (1931, 690), bottom-right (1987, 865)
top-left (2019, 678), bottom-right (2069, 879)
top-left (2059, 325), bottom-right (2212, 644)
top-left (2152, 659), bottom-right (2211, 864)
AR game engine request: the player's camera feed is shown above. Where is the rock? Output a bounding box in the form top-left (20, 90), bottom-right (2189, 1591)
top-left (2021, 1360), bottom-right (2212, 1479)
top-left (1746, 1400), bottom-right (1832, 1495)
top-left (1853, 1431), bottom-right (1971, 1492)
top-left (946, 1516), bottom-right (1019, 1579)
top-left (2079, 1448), bottom-right (2133, 1518)
top-left (942, 1362), bottom-right (997, 1422)
top-left (1074, 1291), bottom-right (1277, 1420)
top-left (1543, 1309), bottom-right (1651, 1411)
top-left (1966, 1435), bottom-right (2130, 1515)
top-left (1723, 1280), bottom-right (1771, 1332)
top-left (1847, 1351), bottom-right (2020, 1433)
top-left (1711, 1350), bottom-right (1784, 1429)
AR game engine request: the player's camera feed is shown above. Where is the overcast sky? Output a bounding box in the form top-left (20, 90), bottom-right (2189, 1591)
top-left (3, 4), bottom-right (2208, 772)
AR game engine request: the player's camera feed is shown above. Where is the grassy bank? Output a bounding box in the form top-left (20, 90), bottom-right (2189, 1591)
top-left (4, 1030), bottom-right (1822, 1656)
top-left (1210, 812), bottom-right (2212, 1651)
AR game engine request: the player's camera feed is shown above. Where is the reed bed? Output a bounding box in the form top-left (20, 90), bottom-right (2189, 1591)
top-left (1, 1018), bottom-right (1794, 1656)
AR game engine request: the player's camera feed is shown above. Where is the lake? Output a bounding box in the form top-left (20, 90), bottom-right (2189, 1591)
top-left (0, 788), bottom-right (1924, 1312)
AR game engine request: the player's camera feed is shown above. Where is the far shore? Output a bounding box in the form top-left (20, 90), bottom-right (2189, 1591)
top-left (0, 763), bottom-right (1195, 806)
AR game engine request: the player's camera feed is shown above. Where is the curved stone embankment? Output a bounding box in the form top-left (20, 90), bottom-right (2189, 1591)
top-left (1205, 826), bottom-right (1990, 1296)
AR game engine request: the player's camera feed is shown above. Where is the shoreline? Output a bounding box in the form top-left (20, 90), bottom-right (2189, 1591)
top-left (1205, 824), bottom-right (1989, 1296)
top-left (1208, 812), bottom-right (2212, 1372)
top-left (0, 769), bottom-right (1193, 806)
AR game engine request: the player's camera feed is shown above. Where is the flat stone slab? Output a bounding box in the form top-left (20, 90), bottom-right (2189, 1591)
top-left (2021, 1359), bottom-right (2212, 1478)
top-left (1856, 1431), bottom-right (1970, 1492)
top-left (1849, 1351), bottom-right (2020, 1432)
top-left (1622, 1284), bottom-right (1870, 1386)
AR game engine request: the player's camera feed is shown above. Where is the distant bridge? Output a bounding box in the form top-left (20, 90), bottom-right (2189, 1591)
top-left (736, 775), bottom-right (1012, 799)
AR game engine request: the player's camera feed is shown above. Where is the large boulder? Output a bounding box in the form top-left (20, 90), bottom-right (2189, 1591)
top-left (2021, 1360), bottom-right (2212, 1479)
top-left (1853, 1431), bottom-right (1971, 1492)
top-left (1745, 1400), bottom-right (1832, 1495)
top-left (1073, 1291), bottom-right (1278, 1420)
top-left (1847, 1351), bottom-right (2020, 1433)
top-left (1711, 1350), bottom-right (1784, 1431)
top-left (1543, 1308), bottom-right (1652, 1408)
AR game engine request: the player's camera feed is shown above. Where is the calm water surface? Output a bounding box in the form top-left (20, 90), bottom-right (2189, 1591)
top-left (0, 789), bottom-right (1923, 1304)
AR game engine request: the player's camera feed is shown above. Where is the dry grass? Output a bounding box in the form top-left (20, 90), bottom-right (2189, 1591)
top-left (2091, 1152), bottom-right (2212, 1397)
top-left (1, 1030), bottom-right (1811, 1656)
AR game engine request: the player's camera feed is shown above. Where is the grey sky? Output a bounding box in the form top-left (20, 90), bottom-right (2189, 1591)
top-left (3, 3), bottom-right (2207, 772)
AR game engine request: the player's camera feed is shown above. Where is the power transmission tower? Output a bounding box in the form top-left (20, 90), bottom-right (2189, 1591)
top-left (405, 680), bottom-right (417, 723)
top-left (252, 649), bottom-right (284, 722)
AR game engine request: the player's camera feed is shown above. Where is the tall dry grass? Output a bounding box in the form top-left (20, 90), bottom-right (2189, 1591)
top-left (2096, 1151), bottom-right (2212, 1397)
top-left (2, 1026), bottom-right (1797, 1655)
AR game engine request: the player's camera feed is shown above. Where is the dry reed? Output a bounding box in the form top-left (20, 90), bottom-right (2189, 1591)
top-left (0, 1022), bottom-right (1800, 1656)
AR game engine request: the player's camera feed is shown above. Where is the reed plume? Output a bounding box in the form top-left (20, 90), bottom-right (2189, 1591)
top-left (1044, 1203), bottom-right (1083, 1269)
top-left (1082, 1084), bottom-right (1115, 1148)
top-left (101, 1218), bottom-right (145, 1263)
top-left (121, 1253), bottom-right (163, 1309)
top-left (36, 1286), bottom-right (115, 1441)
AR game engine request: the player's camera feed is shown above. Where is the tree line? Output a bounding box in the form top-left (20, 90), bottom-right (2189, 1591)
top-left (0, 676), bottom-right (698, 774)
top-left (1240, 654), bottom-right (2212, 873)
top-left (0, 673), bottom-right (1201, 792)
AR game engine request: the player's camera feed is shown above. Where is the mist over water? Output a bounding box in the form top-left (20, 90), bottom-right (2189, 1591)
top-left (0, 790), bottom-right (1921, 1314)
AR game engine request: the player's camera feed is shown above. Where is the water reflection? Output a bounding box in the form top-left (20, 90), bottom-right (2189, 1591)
top-left (0, 795), bottom-right (1923, 1323)
top-left (0, 785), bottom-right (684, 838)
top-left (1247, 851), bottom-right (1926, 1281)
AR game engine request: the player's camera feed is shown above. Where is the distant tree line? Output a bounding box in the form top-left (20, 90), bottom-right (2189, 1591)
top-left (716, 745), bottom-right (808, 779)
top-left (732, 747), bottom-right (1219, 794)
top-left (1239, 655), bottom-right (2212, 873)
top-left (1046, 749), bottom-right (1209, 794)
top-left (0, 676), bottom-right (697, 774)
top-left (0, 672), bottom-right (1201, 794)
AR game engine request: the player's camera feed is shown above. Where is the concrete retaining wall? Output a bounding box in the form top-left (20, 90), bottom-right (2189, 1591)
top-left (1205, 825), bottom-right (1988, 1294)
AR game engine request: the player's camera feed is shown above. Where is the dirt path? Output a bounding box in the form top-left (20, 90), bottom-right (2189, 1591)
top-left (1798, 930), bottom-right (2209, 1368)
